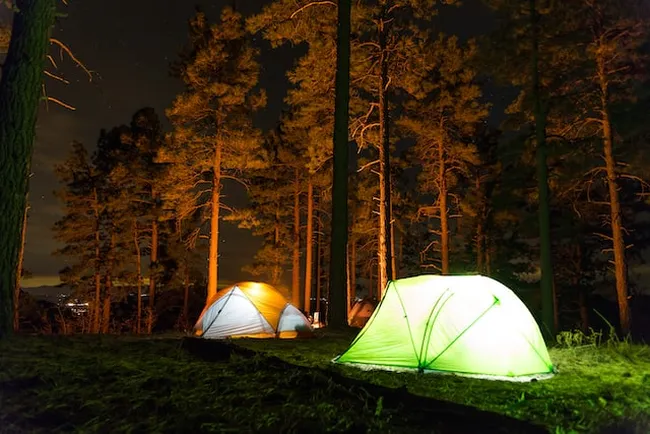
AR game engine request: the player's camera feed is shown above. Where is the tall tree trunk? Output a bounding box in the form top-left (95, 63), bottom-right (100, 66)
top-left (207, 141), bottom-right (222, 302)
top-left (377, 5), bottom-right (393, 297)
top-left (438, 139), bottom-right (450, 274)
top-left (13, 199), bottom-right (29, 332)
top-left (598, 62), bottom-right (630, 335)
top-left (134, 220), bottom-right (142, 334)
top-left (530, 0), bottom-right (555, 338)
top-left (328, 0), bottom-right (351, 328)
top-left (304, 179), bottom-right (314, 313)
top-left (292, 169), bottom-right (301, 308)
top-left (0, 0), bottom-right (56, 338)
top-left (147, 218), bottom-right (158, 334)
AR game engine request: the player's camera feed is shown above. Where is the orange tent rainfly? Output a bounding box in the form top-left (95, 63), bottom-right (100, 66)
top-left (194, 282), bottom-right (314, 339)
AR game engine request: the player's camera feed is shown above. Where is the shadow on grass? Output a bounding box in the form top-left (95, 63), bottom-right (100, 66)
top-left (182, 337), bottom-right (548, 434)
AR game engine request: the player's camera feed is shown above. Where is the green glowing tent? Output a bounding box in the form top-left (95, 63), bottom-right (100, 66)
top-left (334, 275), bottom-right (555, 381)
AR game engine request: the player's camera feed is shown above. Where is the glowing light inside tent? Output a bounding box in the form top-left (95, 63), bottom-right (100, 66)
top-left (334, 275), bottom-right (554, 382)
top-left (194, 281), bottom-right (313, 339)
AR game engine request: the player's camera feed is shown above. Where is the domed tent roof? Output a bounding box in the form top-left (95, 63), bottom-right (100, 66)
top-left (348, 298), bottom-right (377, 328)
top-left (194, 282), bottom-right (313, 339)
top-left (334, 275), bottom-right (554, 382)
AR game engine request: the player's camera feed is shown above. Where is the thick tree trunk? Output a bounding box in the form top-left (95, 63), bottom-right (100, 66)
top-left (207, 142), bottom-right (222, 302)
top-left (292, 169), bottom-right (301, 308)
top-left (13, 199), bottom-right (29, 332)
top-left (530, 0), bottom-right (555, 338)
top-left (147, 218), bottom-right (158, 334)
top-left (304, 179), bottom-right (314, 313)
top-left (438, 140), bottom-right (450, 274)
top-left (134, 220), bottom-right (142, 334)
top-left (0, 0), bottom-right (56, 338)
top-left (598, 68), bottom-right (630, 335)
top-left (327, 0), bottom-right (351, 328)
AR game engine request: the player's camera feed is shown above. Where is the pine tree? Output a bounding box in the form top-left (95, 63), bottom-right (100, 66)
top-left (53, 141), bottom-right (105, 333)
top-left (399, 35), bottom-right (489, 274)
top-left (0, 0), bottom-right (56, 337)
top-left (225, 126), bottom-right (293, 286)
top-left (482, 0), bottom-right (562, 337)
top-left (552, 0), bottom-right (648, 335)
top-left (166, 7), bottom-right (266, 302)
top-left (329, 0), bottom-right (352, 328)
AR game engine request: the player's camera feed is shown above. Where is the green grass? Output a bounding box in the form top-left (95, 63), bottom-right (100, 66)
top-left (1, 330), bottom-right (649, 433)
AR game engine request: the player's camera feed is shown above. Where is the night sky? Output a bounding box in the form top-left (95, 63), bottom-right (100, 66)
top-left (15, 0), bottom-right (496, 287)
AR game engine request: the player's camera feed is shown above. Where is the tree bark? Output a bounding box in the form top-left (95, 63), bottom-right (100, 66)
top-left (147, 218), bottom-right (158, 334)
top-left (438, 139), bottom-right (450, 275)
top-left (598, 59), bottom-right (630, 335)
top-left (530, 0), bottom-right (555, 338)
top-left (13, 199), bottom-right (29, 332)
top-left (134, 220), bottom-right (142, 334)
top-left (292, 169), bottom-right (301, 308)
top-left (207, 141), bottom-right (222, 302)
top-left (304, 179), bottom-right (314, 313)
top-left (328, 0), bottom-right (351, 328)
top-left (0, 0), bottom-right (56, 338)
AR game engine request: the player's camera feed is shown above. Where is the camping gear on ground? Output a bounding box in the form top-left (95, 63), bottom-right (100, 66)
top-left (194, 282), bottom-right (313, 339)
top-left (334, 274), bottom-right (555, 382)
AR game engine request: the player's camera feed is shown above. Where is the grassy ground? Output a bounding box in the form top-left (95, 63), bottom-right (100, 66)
top-left (1, 330), bottom-right (649, 433)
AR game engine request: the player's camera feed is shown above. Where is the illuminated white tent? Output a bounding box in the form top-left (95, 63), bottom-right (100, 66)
top-left (194, 282), bottom-right (313, 339)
